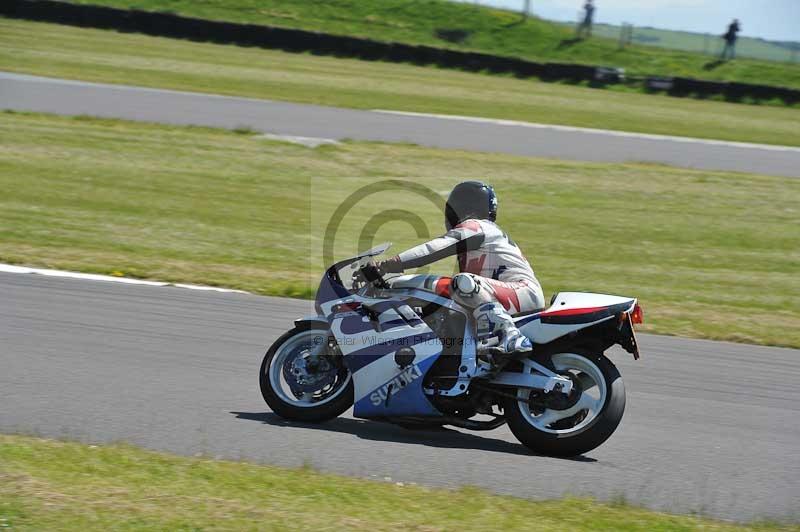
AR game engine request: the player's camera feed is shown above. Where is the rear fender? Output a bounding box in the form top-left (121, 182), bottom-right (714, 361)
top-left (526, 318), bottom-right (634, 360)
top-left (516, 292), bottom-right (638, 358)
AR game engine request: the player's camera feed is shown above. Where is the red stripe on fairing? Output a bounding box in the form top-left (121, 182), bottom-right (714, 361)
top-left (434, 277), bottom-right (451, 298)
top-left (539, 306), bottom-right (608, 317)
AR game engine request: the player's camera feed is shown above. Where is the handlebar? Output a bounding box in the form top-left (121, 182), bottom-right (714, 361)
top-left (352, 263), bottom-right (390, 290)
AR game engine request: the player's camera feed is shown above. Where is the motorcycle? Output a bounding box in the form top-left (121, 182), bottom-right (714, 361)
top-left (260, 243), bottom-right (642, 456)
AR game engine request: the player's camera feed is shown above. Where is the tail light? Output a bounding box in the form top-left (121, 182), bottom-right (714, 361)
top-left (333, 301), bottom-right (362, 314)
top-left (631, 304), bottom-right (644, 325)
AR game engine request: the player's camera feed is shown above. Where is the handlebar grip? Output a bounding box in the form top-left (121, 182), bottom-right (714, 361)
top-left (360, 263), bottom-right (382, 283)
top-left (359, 264), bottom-right (390, 289)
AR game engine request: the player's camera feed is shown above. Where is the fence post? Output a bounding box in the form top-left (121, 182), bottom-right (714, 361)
top-left (619, 23), bottom-right (629, 49)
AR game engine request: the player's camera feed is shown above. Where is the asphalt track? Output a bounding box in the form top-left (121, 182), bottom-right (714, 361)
top-left (2, 71), bottom-right (799, 178)
top-left (2, 272), bottom-right (798, 522)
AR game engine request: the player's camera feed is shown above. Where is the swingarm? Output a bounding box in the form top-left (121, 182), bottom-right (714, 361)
top-left (487, 359), bottom-right (574, 395)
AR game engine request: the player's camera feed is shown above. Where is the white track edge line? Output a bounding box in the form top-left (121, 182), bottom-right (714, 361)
top-left (371, 110), bottom-right (800, 153)
top-left (255, 133), bottom-right (340, 147)
top-left (0, 264), bottom-right (249, 294)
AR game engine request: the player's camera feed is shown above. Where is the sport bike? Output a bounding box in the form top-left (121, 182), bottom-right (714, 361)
top-left (260, 243), bottom-right (642, 456)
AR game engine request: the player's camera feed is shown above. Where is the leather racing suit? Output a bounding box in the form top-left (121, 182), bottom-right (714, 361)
top-left (385, 218), bottom-right (545, 351)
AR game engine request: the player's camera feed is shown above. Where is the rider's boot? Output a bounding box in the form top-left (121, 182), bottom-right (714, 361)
top-left (474, 302), bottom-right (532, 354)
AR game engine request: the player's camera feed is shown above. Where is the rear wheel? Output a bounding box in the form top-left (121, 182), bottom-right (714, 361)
top-left (260, 323), bottom-right (353, 422)
top-left (503, 352), bottom-right (625, 457)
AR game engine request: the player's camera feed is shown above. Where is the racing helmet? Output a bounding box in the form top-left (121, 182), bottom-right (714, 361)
top-left (444, 181), bottom-right (498, 230)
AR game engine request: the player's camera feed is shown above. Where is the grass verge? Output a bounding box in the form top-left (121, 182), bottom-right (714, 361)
top-left (1, 434), bottom-right (796, 530)
top-left (1, 17), bottom-right (800, 147)
top-left (1, 111), bottom-right (798, 347)
top-left (68, 0), bottom-right (800, 89)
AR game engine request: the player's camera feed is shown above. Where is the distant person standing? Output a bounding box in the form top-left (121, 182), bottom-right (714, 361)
top-left (576, 0), bottom-right (595, 39)
top-left (720, 19), bottom-right (740, 60)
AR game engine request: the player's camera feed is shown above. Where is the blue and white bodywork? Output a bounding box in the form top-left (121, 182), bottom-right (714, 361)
top-left (312, 244), bottom-right (448, 418)
top-left (264, 242), bottom-right (644, 456)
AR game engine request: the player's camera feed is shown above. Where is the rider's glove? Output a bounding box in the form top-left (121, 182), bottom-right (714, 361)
top-left (377, 256), bottom-right (404, 275)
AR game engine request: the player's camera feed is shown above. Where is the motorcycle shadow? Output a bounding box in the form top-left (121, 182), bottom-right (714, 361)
top-left (230, 411), bottom-right (597, 462)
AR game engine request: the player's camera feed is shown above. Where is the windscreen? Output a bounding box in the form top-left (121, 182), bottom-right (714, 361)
top-left (336, 255), bottom-right (375, 293)
top-left (331, 242), bottom-right (392, 293)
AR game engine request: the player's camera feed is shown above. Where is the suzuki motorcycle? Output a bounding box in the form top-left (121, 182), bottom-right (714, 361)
top-left (260, 243), bottom-right (642, 456)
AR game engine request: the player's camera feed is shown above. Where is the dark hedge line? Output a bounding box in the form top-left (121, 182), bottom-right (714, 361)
top-left (2, 0), bottom-right (797, 104)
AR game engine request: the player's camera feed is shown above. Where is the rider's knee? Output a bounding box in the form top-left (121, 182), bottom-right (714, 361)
top-left (451, 273), bottom-right (480, 299)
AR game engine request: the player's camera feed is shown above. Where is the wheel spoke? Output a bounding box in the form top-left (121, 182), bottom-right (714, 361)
top-left (300, 392), bottom-right (315, 403)
top-left (534, 392), bottom-right (600, 427)
top-left (536, 401), bottom-right (579, 426)
top-left (516, 353), bottom-right (609, 434)
top-left (577, 391), bottom-right (602, 414)
top-left (576, 371), bottom-right (597, 391)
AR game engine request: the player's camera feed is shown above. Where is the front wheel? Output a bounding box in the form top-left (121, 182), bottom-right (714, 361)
top-left (260, 323), bottom-right (353, 422)
top-left (503, 352), bottom-right (625, 457)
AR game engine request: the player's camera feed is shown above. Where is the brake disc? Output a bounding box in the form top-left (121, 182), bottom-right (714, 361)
top-left (283, 349), bottom-right (338, 395)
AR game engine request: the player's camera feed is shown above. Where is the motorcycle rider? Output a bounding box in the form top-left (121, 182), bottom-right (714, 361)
top-left (378, 181), bottom-right (545, 353)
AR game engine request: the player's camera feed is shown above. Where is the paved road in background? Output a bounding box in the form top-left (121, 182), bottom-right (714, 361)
top-left (2, 72), bottom-right (799, 178)
top-left (2, 272), bottom-right (798, 522)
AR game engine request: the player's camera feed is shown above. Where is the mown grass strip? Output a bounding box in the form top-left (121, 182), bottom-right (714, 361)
top-left (1, 111), bottom-right (798, 347)
top-left (1, 17), bottom-right (800, 146)
top-left (1, 434), bottom-right (796, 531)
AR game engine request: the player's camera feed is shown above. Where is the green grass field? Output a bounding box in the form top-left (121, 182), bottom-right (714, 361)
top-left (1, 434), bottom-right (796, 531)
top-left (3, 18), bottom-right (800, 147)
top-left (1, 111), bottom-right (798, 348)
top-left (68, 0), bottom-right (800, 89)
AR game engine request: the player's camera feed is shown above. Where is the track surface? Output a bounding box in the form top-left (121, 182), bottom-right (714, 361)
top-left (2, 71), bottom-right (799, 178)
top-left (2, 272), bottom-right (798, 522)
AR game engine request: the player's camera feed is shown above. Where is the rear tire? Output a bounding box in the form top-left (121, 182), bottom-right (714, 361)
top-left (503, 352), bottom-right (625, 457)
top-left (260, 323), bottom-right (353, 423)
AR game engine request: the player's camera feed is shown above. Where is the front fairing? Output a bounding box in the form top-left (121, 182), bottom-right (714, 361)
top-left (328, 298), bottom-right (443, 418)
top-left (313, 243), bottom-right (444, 418)
top-left (314, 242), bottom-right (391, 315)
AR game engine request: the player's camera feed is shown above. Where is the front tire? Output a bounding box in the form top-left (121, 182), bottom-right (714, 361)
top-left (503, 352), bottom-right (625, 457)
top-left (260, 323), bottom-right (353, 423)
